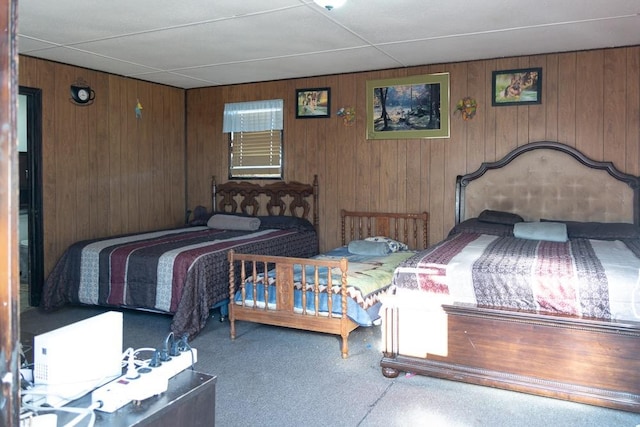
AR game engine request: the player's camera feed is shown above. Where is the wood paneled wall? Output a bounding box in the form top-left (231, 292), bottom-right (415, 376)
top-left (186, 46), bottom-right (640, 252)
top-left (19, 56), bottom-right (186, 277)
top-left (18, 46), bottom-right (640, 277)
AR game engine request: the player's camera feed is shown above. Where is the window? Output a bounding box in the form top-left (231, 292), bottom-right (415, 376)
top-left (224, 99), bottom-right (283, 179)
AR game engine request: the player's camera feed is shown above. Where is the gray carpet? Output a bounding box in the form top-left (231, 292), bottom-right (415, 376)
top-left (19, 306), bottom-right (640, 427)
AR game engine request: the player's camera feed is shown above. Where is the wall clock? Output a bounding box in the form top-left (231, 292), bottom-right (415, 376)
top-left (70, 84), bottom-right (95, 105)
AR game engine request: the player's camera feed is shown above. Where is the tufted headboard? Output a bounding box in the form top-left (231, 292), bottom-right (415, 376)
top-left (456, 141), bottom-right (640, 225)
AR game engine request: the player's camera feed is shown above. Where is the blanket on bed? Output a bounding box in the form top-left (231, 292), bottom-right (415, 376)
top-left (236, 248), bottom-right (415, 326)
top-left (43, 226), bottom-right (318, 337)
top-left (392, 232), bottom-right (640, 322)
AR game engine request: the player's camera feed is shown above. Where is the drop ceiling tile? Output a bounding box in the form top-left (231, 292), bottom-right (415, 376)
top-left (17, 0), bottom-right (308, 44)
top-left (173, 46), bottom-right (402, 86)
top-left (131, 71), bottom-right (217, 89)
top-left (17, 37), bottom-right (59, 54)
top-left (21, 47), bottom-right (161, 77)
top-left (15, 0), bottom-right (640, 88)
top-left (380, 15), bottom-right (640, 68)
top-left (68, 8), bottom-right (366, 71)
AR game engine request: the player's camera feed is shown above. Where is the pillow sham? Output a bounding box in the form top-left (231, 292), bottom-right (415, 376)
top-left (347, 240), bottom-right (391, 256)
top-left (207, 214), bottom-right (261, 231)
top-left (364, 236), bottom-right (409, 252)
top-left (477, 209), bottom-right (524, 225)
top-left (541, 219), bottom-right (640, 240)
top-left (257, 215), bottom-right (315, 232)
top-left (449, 218), bottom-right (515, 237)
top-left (513, 221), bottom-right (568, 242)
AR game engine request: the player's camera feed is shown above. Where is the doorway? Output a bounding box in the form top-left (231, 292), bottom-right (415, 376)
top-left (18, 86), bottom-right (44, 309)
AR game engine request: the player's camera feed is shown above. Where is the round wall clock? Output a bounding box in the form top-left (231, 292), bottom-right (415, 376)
top-left (70, 85), bottom-right (95, 105)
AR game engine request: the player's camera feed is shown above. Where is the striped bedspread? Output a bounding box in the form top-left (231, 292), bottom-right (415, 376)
top-left (43, 226), bottom-right (318, 337)
top-left (392, 233), bottom-right (640, 322)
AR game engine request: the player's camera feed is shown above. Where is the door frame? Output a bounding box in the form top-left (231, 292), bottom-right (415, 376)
top-left (19, 86), bottom-right (44, 307)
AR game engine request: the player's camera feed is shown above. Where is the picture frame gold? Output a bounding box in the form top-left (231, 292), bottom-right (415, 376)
top-left (366, 73), bottom-right (450, 140)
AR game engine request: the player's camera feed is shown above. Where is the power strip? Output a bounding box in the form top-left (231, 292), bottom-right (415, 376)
top-left (147, 348), bottom-right (198, 381)
top-left (92, 348), bottom-right (197, 413)
top-left (91, 373), bottom-right (168, 413)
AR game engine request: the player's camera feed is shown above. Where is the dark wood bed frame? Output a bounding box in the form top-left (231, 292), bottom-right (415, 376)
top-left (207, 175), bottom-right (320, 320)
top-left (211, 175), bottom-right (319, 230)
top-left (380, 141), bottom-right (640, 413)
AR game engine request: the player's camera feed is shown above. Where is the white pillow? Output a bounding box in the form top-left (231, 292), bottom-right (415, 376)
top-left (347, 240), bottom-right (391, 256)
top-left (364, 236), bottom-right (409, 252)
top-left (513, 222), bottom-right (568, 242)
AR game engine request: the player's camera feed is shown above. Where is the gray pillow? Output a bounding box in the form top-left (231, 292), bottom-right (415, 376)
top-left (257, 215), bottom-right (315, 232)
top-left (449, 218), bottom-right (515, 237)
top-left (207, 214), bottom-right (261, 231)
top-left (513, 221), bottom-right (568, 242)
top-left (541, 219), bottom-right (640, 240)
top-left (347, 240), bottom-right (391, 256)
top-left (478, 209), bottom-right (524, 225)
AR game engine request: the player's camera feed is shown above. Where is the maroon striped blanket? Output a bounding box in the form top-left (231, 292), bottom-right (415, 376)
top-left (43, 226), bottom-right (318, 337)
top-left (392, 233), bottom-right (640, 322)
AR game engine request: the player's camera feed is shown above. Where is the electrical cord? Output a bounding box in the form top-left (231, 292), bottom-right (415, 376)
top-left (178, 335), bottom-right (196, 370)
top-left (153, 333), bottom-right (196, 370)
top-left (20, 370), bottom-right (118, 409)
top-left (19, 370), bottom-right (34, 390)
top-left (21, 400), bottom-right (101, 427)
top-left (161, 332), bottom-right (175, 360)
top-left (19, 342), bottom-right (31, 368)
top-left (21, 347), bottom-right (153, 410)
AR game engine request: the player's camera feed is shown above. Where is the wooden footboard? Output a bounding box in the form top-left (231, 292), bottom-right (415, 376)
top-left (380, 302), bottom-right (640, 413)
top-left (227, 250), bottom-right (357, 358)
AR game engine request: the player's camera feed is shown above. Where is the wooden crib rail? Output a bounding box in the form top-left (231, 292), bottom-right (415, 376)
top-left (340, 210), bottom-right (429, 250)
top-left (227, 250), bottom-right (356, 358)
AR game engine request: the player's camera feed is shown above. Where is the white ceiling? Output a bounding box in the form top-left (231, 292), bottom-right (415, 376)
top-left (17, 0), bottom-right (640, 89)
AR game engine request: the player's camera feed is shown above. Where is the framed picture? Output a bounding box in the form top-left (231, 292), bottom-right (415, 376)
top-left (492, 67), bottom-right (542, 106)
top-left (296, 88), bottom-right (330, 118)
top-left (366, 73), bottom-right (450, 140)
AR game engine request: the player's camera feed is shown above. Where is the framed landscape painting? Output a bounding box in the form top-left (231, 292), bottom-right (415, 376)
top-left (492, 67), bottom-right (542, 106)
top-left (366, 73), bottom-right (450, 140)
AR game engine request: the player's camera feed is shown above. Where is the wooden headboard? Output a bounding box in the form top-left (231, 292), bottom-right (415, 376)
top-left (340, 210), bottom-right (429, 250)
top-left (456, 141), bottom-right (640, 225)
top-left (212, 175), bottom-right (319, 230)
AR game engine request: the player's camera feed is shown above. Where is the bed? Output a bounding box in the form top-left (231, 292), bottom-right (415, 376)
top-left (227, 210), bottom-right (429, 358)
top-left (379, 141), bottom-right (640, 413)
top-left (41, 176), bottom-right (320, 338)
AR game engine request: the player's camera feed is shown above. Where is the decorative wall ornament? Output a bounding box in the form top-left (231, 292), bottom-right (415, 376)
top-left (455, 97), bottom-right (477, 121)
top-left (336, 107), bottom-right (355, 126)
top-left (135, 99), bottom-right (143, 119)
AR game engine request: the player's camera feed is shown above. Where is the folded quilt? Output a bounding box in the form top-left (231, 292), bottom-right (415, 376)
top-left (236, 248), bottom-right (415, 326)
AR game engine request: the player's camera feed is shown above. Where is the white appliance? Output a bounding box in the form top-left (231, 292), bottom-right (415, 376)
top-left (27, 311), bottom-right (123, 407)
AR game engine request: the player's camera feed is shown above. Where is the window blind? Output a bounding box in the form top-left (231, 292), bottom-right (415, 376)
top-left (223, 99), bottom-right (283, 132)
top-left (224, 99), bottom-right (284, 179)
top-left (229, 130), bottom-right (282, 178)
